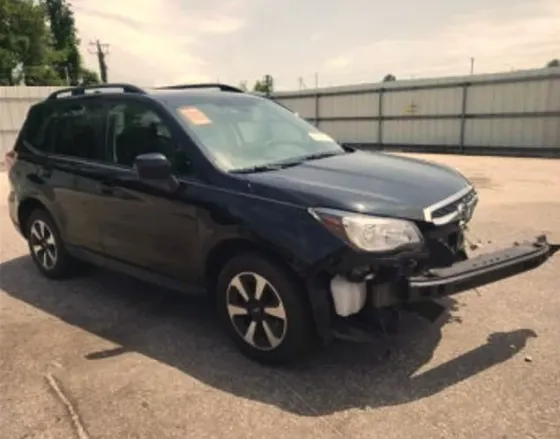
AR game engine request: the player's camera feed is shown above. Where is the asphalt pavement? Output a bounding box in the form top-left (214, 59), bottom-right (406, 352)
top-left (1, 154), bottom-right (559, 439)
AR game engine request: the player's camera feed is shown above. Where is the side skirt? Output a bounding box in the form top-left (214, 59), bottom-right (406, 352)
top-left (66, 245), bottom-right (206, 296)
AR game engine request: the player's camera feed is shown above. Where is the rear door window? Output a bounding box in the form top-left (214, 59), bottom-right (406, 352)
top-left (51, 101), bottom-right (106, 161)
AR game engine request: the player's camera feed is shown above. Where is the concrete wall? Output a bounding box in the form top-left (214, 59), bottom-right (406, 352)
top-left (273, 68), bottom-right (560, 156)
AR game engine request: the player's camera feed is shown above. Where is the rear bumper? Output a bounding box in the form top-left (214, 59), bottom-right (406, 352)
top-left (407, 235), bottom-right (550, 300)
top-left (7, 190), bottom-right (21, 234)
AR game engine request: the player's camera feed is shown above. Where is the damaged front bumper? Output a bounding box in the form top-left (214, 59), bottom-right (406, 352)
top-left (370, 235), bottom-right (552, 308)
top-left (408, 235), bottom-right (550, 300)
top-left (305, 234), bottom-right (554, 342)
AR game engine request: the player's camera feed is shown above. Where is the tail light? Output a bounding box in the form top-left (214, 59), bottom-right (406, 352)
top-left (4, 150), bottom-right (18, 172)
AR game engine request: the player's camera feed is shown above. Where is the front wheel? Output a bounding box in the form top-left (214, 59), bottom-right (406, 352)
top-left (216, 252), bottom-right (315, 365)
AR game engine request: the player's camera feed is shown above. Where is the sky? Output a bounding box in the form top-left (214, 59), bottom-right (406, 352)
top-left (72, 0), bottom-right (560, 91)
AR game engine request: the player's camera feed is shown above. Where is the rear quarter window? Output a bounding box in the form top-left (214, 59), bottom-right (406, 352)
top-left (16, 103), bottom-right (57, 153)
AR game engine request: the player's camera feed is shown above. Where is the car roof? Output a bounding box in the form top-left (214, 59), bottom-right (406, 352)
top-left (40, 83), bottom-right (264, 105)
top-left (146, 88), bottom-right (262, 105)
top-left (32, 84), bottom-right (286, 120)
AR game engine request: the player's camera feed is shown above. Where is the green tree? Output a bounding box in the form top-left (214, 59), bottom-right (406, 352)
top-left (0, 0), bottom-right (98, 85)
top-left (79, 67), bottom-right (100, 85)
top-left (0, 0), bottom-right (22, 83)
top-left (0, 0), bottom-right (55, 85)
top-left (44, 0), bottom-right (99, 85)
top-left (546, 59), bottom-right (559, 68)
top-left (383, 73), bottom-right (396, 82)
top-left (253, 74), bottom-right (274, 95)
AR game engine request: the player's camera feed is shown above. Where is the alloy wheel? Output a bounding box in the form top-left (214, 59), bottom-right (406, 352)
top-left (226, 272), bottom-right (288, 351)
top-left (29, 219), bottom-right (58, 270)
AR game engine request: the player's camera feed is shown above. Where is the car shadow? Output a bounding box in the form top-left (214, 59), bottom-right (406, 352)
top-left (0, 256), bottom-right (537, 416)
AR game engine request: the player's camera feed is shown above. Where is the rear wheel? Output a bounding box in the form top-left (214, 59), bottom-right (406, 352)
top-left (216, 252), bottom-right (315, 365)
top-left (25, 209), bottom-right (75, 279)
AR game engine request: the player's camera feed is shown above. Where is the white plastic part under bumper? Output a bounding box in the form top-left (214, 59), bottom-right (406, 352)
top-left (330, 275), bottom-right (367, 317)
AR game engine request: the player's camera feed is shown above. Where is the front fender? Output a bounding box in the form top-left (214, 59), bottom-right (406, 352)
top-left (197, 187), bottom-right (346, 275)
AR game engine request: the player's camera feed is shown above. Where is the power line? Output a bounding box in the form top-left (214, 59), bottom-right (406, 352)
top-left (297, 73), bottom-right (319, 90)
top-left (88, 40), bottom-right (109, 83)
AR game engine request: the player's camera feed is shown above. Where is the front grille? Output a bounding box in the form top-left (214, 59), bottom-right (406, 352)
top-left (432, 189), bottom-right (477, 220)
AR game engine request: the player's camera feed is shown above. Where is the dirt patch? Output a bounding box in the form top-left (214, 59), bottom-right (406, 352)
top-left (464, 175), bottom-right (497, 190)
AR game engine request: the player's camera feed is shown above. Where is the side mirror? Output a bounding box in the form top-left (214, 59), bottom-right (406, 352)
top-left (133, 153), bottom-right (179, 192)
top-left (341, 143), bottom-right (356, 152)
top-left (133, 153), bottom-right (173, 181)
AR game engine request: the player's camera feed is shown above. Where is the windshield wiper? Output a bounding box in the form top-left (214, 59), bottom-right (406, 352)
top-left (230, 151), bottom-right (345, 174)
top-left (296, 151), bottom-right (345, 161)
top-left (275, 151), bottom-right (346, 167)
top-left (231, 162), bottom-right (297, 174)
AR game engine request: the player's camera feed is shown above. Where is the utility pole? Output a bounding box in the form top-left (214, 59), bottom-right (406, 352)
top-left (470, 57), bottom-right (475, 75)
top-left (89, 40), bottom-right (109, 83)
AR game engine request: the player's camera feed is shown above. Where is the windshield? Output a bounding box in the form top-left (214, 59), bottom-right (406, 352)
top-left (175, 96), bottom-right (345, 172)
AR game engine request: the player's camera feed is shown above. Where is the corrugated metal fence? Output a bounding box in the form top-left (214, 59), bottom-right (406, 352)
top-left (0, 86), bottom-right (63, 159)
top-left (1, 68), bottom-right (559, 160)
top-left (273, 68), bottom-right (560, 157)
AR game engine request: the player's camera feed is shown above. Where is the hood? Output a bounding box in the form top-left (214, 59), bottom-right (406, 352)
top-left (245, 150), bottom-right (472, 222)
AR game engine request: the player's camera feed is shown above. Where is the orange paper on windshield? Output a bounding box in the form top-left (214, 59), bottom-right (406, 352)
top-left (178, 106), bottom-right (212, 125)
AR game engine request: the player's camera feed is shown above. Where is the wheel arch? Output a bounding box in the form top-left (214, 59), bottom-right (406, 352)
top-left (18, 197), bottom-right (51, 239)
top-left (204, 237), bottom-right (331, 341)
top-left (204, 238), bottom-right (298, 294)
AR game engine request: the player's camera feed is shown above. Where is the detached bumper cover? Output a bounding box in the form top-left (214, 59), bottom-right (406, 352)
top-left (408, 235), bottom-right (551, 300)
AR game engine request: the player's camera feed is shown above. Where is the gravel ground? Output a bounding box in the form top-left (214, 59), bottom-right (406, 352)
top-left (1, 154), bottom-right (559, 439)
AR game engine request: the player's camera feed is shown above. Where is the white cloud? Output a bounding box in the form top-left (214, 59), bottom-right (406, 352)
top-left (72, 0), bottom-right (245, 86)
top-left (70, 0), bottom-right (560, 90)
top-left (310, 32), bottom-right (325, 42)
top-left (325, 56), bottom-right (353, 70)
top-left (321, 0), bottom-right (560, 84)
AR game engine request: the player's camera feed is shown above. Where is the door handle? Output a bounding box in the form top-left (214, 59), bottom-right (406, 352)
top-left (38, 167), bottom-right (52, 178)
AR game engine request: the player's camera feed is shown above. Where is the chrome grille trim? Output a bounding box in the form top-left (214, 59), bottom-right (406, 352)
top-left (423, 186), bottom-right (478, 225)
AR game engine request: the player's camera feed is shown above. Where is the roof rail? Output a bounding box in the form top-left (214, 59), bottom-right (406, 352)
top-left (47, 83), bottom-right (146, 100)
top-left (248, 91), bottom-right (293, 110)
top-left (155, 83), bottom-right (245, 93)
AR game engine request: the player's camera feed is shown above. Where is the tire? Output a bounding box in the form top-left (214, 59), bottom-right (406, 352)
top-left (216, 252), bottom-right (315, 365)
top-left (25, 209), bottom-right (76, 279)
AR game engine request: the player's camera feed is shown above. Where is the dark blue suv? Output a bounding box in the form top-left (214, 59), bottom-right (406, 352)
top-left (5, 83), bottom-right (553, 364)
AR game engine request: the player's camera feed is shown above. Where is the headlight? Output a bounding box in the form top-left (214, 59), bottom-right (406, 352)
top-left (308, 207), bottom-right (423, 252)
